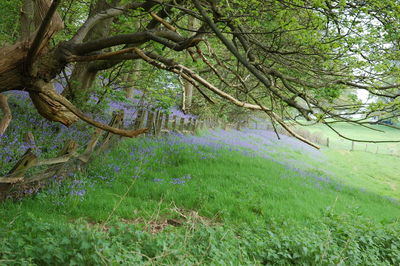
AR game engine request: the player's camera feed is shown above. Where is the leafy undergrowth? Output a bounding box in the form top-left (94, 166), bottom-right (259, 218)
top-left (0, 213), bottom-right (399, 265)
top-left (0, 132), bottom-right (399, 264)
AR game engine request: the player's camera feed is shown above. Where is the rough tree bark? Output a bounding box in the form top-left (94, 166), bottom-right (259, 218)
top-left (0, 94), bottom-right (12, 136)
top-left (0, 0), bottom-right (156, 136)
top-left (63, 0), bottom-right (121, 102)
top-left (182, 17), bottom-right (197, 113)
top-left (20, 0), bottom-right (34, 42)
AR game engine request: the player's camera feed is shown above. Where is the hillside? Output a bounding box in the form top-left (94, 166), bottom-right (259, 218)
top-left (0, 128), bottom-right (399, 264)
top-left (295, 122), bottom-right (400, 200)
top-left (2, 0), bottom-right (400, 264)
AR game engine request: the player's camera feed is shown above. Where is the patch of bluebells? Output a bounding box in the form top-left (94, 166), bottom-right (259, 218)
top-left (39, 173), bottom-right (91, 204)
top-left (0, 91), bottom-right (92, 176)
top-left (170, 178), bottom-right (185, 184)
top-left (5, 86), bottom-right (385, 204)
top-left (170, 128), bottom-right (330, 175)
top-left (0, 88), bottom-right (197, 176)
top-left (170, 175), bottom-right (192, 185)
top-left (150, 175), bottom-right (192, 185)
top-left (149, 128), bottom-right (369, 197)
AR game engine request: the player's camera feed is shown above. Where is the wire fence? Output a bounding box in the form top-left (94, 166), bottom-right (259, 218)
top-left (251, 121), bottom-right (400, 157)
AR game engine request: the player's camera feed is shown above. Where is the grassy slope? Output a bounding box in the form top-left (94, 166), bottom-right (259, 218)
top-left (0, 129), bottom-right (399, 264)
top-left (295, 123), bottom-right (400, 199)
top-left (324, 150), bottom-right (400, 199)
top-left (2, 131), bottom-right (398, 225)
top-left (305, 122), bottom-right (400, 154)
top-left (3, 138), bottom-right (396, 224)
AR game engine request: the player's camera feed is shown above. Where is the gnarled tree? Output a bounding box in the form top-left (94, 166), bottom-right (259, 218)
top-left (1, 0), bottom-right (400, 144)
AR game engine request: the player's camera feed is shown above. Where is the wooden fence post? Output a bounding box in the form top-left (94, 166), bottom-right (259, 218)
top-left (164, 113), bottom-right (170, 130)
top-left (145, 112), bottom-right (155, 135)
top-left (141, 110), bottom-right (148, 130)
top-left (80, 129), bottom-right (101, 162)
top-left (172, 115), bottom-right (177, 131)
top-left (154, 110), bottom-right (160, 134)
top-left (326, 137), bottom-right (329, 147)
top-left (133, 109), bottom-right (144, 130)
top-left (156, 112), bottom-right (163, 136)
top-left (98, 110), bottom-right (125, 152)
top-left (179, 117), bottom-right (185, 131)
top-left (192, 119), bottom-right (197, 132)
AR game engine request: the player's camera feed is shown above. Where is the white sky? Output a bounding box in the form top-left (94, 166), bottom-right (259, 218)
top-left (357, 89), bottom-right (370, 103)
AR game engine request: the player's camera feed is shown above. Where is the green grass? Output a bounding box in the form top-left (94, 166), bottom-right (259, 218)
top-left (303, 122), bottom-right (400, 154)
top-left (323, 150), bottom-right (400, 199)
top-left (1, 137), bottom-right (398, 226)
top-left (0, 133), bottom-right (399, 264)
top-left (292, 123), bottom-right (400, 200)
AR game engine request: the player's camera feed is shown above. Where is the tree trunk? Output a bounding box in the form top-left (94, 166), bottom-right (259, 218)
top-left (0, 0), bottom-right (75, 126)
top-left (183, 80), bottom-right (193, 112)
top-left (0, 94), bottom-right (12, 136)
top-left (62, 63), bottom-right (97, 101)
top-left (63, 0), bottom-right (120, 101)
top-left (0, 42), bottom-right (27, 92)
top-left (182, 16), bottom-right (198, 113)
top-left (20, 0), bottom-right (35, 41)
top-left (124, 59), bottom-right (142, 99)
top-left (124, 20), bottom-right (142, 99)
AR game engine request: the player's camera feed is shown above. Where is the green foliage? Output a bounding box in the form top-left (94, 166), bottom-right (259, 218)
top-left (1, 129), bottom-right (400, 263)
top-left (0, 217), bottom-right (115, 265)
top-left (135, 71), bottom-right (181, 111)
top-left (258, 212), bottom-right (400, 265)
top-left (312, 87), bottom-right (341, 102)
top-left (0, 212), bottom-right (399, 264)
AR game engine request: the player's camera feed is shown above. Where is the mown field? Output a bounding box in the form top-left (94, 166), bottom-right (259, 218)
top-left (295, 122), bottom-right (400, 200)
top-left (0, 128), bottom-right (399, 264)
top-left (303, 122), bottom-right (400, 155)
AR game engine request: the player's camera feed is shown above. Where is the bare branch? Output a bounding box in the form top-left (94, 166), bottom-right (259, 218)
top-left (323, 122), bottom-right (400, 143)
top-left (35, 155), bottom-right (75, 166)
top-left (31, 85), bottom-right (148, 138)
top-left (67, 47), bottom-right (137, 62)
top-left (70, 1), bottom-right (156, 44)
top-left (250, 95), bottom-right (320, 149)
top-left (150, 12), bottom-right (177, 31)
top-left (191, 0), bottom-right (312, 119)
top-left (71, 30), bottom-right (186, 55)
top-left (132, 47), bottom-right (322, 148)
